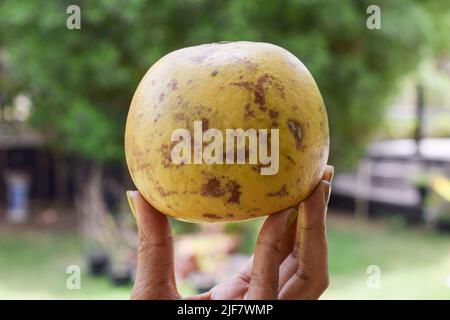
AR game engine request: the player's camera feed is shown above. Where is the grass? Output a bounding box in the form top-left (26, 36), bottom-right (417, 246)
top-left (323, 216), bottom-right (450, 299)
top-left (0, 215), bottom-right (449, 299)
top-left (0, 230), bottom-right (131, 299)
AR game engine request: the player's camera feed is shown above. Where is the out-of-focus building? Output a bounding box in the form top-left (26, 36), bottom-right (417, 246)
top-left (331, 58), bottom-right (450, 226)
top-left (0, 96), bottom-right (57, 222)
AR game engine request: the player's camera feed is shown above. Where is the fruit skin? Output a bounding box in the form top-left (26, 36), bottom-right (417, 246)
top-left (125, 41), bottom-right (329, 223)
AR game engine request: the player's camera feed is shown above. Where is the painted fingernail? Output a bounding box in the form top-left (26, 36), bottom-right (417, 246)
top-left (126, 190), bottom-right (137, 220)
top-left (286, 208), bottom-right (298, 229)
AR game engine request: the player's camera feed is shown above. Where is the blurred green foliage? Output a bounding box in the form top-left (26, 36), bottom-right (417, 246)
top-left (224, 218), bottom-right (264, 254)
top-left (0, 0), bottom-right (448, 167)
top-left (171, 218), bottom-right (201, 235)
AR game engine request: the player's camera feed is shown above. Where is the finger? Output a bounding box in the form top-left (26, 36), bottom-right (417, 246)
top-left (279, 179), bottom-right (330, 300)
top-left (237, 255), bottom-right (253, 283)
top-left (128, 191), bottom-right (179, 300)
top-left (278, 252), bottom-right (298, 292)
top-left (246, 208), bottom-right (295, 300)
top-left (278, 165), bottom-right (333, 291)
top-left (240, 213), bottom-right (297, 285)
top-left (197, 226), bottom-right (295, 301)
top-left (277, 216), bottom-right (299, 291)
top-left (291, 165), bottom-right (333, 259)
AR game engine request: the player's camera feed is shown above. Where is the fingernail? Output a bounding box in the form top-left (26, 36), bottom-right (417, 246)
top-left (126, 190), bottom-right (137, 220)
top-left (328, 183), bottom-right (332, 203)
top-left (286, 208), bottom-right (298, 229)
top-left (324, 181), bottom-right (331, 204)
top-left (324, 165), bottom-right (334, 182)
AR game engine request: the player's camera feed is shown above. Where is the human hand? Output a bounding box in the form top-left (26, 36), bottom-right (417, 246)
top-left (128, 165), bottom-right (333, 300)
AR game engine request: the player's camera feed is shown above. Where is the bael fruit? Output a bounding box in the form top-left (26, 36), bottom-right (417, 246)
top-left (125, 41), bottom-right (329, 222)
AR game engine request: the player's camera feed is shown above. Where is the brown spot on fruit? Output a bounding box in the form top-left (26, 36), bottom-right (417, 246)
top-left (168, 79), bottom-right (178, 90)
top-left (251, 163), bottom-right (269, 174)
top-left (286, 155), bottom-right (295, 164)
top-left (159, 92), bottom-right (165, 103)
top-left (187, 80), bottom-right (192, 85)
top-left (267, 184), bottom-right (288, 197)
top-left (211, 70), bottom-right (219, 76)
top-left (226, 213), bottom-right (234, 217)
top-left (287, 119), bottom-right (303, 150)
top-left (201, 118), bottom-right (209, 132)
top-left (156, 186), bottom-right (177, 197)
top-left (203, 213), bottom-right (222, 219)
top-left (244, 145), bottom-right (250, 161)
top-left (159, 141), bottom-right (178, 167)
top-left (227, 180), bottom-right (241, 204)
top-left (269, 109), bottom-right (279, 119)
top-left (201, 177), bottom-right (241, 204)
top-left (254, 74), bottom-right (270, 112)
top-left (201, 178), bottom-right (225, 197)
top-left (231, 73), bottom-right (271, 112)
top-left (230, 80), bottom-right (253, 91)
top-left (244, 103), bottom-right (255, 118)
top-left (159, 144), bottom-right (171, 167)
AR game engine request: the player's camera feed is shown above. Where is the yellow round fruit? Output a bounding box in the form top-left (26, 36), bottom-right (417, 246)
top-left (125, 41), bottom-right (329, 223)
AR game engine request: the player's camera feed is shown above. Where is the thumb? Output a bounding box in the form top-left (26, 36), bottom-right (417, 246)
top-left (127, 191), bottom-right (179, 299)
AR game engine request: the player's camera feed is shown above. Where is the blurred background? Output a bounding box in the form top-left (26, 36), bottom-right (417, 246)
top-left (0, 0), bottom-right (449, 299)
